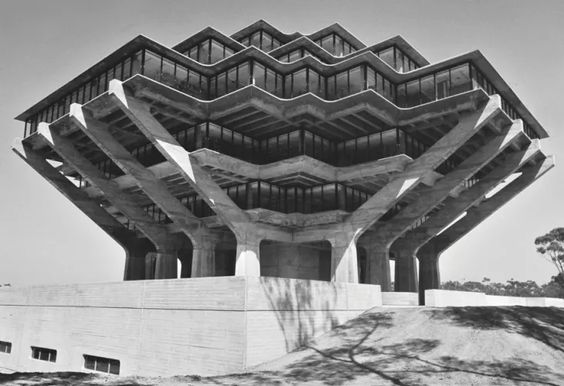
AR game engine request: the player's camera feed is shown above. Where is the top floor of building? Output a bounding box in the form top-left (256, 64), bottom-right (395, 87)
top-left (15, 20), bottom-right (548, 140)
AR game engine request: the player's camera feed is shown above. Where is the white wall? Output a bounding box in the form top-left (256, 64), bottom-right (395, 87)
top-left (425, 289), bottom-right (564, 308)
top-left (0, 277), bottom-right (382, 376)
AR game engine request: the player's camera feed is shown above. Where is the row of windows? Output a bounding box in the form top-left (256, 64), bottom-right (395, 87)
top-left (3, 342), bottom-right (120, 375)
top-left (23, 47), bottom-right (539, 140)
top-left (314, 33), bottom-right (356, 56)
top-left (89, 122), bottom-right (429, 181)
top-left (377, 45), bottom-right (419, 73)
top-left (146, 181), bottom-right (372, 220)
top-left (276, 44), bottom-right (420, 74)
top-left (184, 38), bottom-right (235, 64)
top-left (238, 29), bottom-right (282, 51)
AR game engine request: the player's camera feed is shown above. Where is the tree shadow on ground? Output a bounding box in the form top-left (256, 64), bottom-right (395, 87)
top-left (429, 306), bottom-right (564, 354)
top-left (0, 371), bottom-right (132, 385)
top-left (216, 308), bottom-right (563, 385)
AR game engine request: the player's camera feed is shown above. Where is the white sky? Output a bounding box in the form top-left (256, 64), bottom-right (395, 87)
top-left (0, 0), bottom-right (562, 286)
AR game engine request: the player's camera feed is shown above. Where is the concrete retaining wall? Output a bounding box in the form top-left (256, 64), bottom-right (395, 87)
top-left (425, 289), bottom-right (564, 308)
top-left (381, 292), bottom-right (419, 306)
top-left (0, 277), bottom-right (381, 376)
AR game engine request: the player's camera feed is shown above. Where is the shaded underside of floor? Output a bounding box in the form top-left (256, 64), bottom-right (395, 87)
top-left (2, 306), bottom-right (564, 386)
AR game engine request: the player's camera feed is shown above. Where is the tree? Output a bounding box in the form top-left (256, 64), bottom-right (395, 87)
top-left (534, 228), bottom-right (564, 275)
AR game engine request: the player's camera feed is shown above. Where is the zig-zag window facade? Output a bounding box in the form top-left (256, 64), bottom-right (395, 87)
top-left (20, 27), bottom-right (542, 141)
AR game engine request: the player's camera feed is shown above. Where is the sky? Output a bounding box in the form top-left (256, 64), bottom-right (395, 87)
top-left (0, 0), bottom-right (563, 286)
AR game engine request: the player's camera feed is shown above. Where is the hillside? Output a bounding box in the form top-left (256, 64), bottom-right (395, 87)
top-left (2, 306), bottom-right (563, 385)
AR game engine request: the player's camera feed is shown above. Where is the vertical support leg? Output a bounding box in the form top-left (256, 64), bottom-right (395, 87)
top-left (123, 238), bottom-right (154, 281)
top-left (329, 235), bottom-right (359, 283)
top-left (148, 251), bottom-right (178, 279)
top-left (191, 239), bottom-right (216, 277)
top-left (395, 255), bottom-right (418, 293)
top-left (366, 246), bottom-right (391, 291)
top-left (235, 236), bottom-right (261, 277)
top-left (418, 251), bottom-right (441, 305)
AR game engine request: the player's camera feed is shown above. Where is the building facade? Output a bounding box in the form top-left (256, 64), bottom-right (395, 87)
top-left (13, 20), bottom-right (553, 304)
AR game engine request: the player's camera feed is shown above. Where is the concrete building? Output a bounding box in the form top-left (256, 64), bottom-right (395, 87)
top-left (3, 21), bottom-right (554, 375)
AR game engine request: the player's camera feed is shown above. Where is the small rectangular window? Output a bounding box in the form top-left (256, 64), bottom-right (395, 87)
top-left (31, 346), bottom-right (57, 362)
top-left (0, 341), bottom-right (11, 354)
top-left (84, 354), bottom-right (120, 375)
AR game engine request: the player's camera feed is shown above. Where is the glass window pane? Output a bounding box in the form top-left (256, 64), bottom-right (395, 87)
top-left (334, 35), bottom-right (344, 56)
top-left (210, 39), bottom-right (224, 63)
top-left (405, 79), bottom-right (420, 107)
top-left (378, 47), bottom-right (394, 68)
top-left (367, 67), bottom-right (376, 91)
top-left (254, 62), bottom-right (266, 89)
top-left (227, 67), bottom-right (237, 93)
top-left (237, 62), bottom-right (249, 88)
top-left (288, 49), bottom-right (301, 62)
top-left (143, 51), bottom-right (162, 80)
top-left (199, 40), bottom-right (210, 63)
top-left (395, 49), bottom-right (404, 72)
top-left (250, 31), bottom-right (261, 48)
top-left (450, 64), bottom-right (472, 94)
top-left (420, 74), bottom-right (435, 103)
top-left (161, 58), bottom-right (175, 86)
top-left (262, 33), bottom-right (272, 51)
top-left (292, 68), bottom-right (307, 96)
top-left (336, 71), bottom-right (348, 98)
top-left (348, 66), bottom-right (363, 94)
top-left (436, 70), bottom-right (450, 99)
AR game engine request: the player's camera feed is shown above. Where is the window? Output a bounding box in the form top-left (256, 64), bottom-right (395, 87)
top-left (0, 341), bottom-right (11, 354)
top-left (84, 354), bottom-right (120, 375)
top-left (31, 346), bottom-right (57, 362)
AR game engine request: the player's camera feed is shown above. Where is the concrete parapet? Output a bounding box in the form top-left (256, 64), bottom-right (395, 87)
top-left (0, 277), bottom-right (381, 376)
top-left (381, 292), bottom-right (419, 306)
top-left (425, 289), bottom-right (564, 308)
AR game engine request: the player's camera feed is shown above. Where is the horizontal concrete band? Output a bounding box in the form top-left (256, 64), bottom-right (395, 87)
top-left (425, 289), bottom-right (564, 307)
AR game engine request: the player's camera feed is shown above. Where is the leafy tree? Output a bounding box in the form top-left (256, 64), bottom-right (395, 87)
top-left (534, 227), bottom-right (564, 275)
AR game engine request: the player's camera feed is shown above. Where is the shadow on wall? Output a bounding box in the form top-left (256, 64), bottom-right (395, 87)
top-left (259, 277), bottom-right (340, 352)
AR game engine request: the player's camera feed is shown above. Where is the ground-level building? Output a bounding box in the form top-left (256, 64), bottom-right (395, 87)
top-left (2, 20), bottom-right (554, 376)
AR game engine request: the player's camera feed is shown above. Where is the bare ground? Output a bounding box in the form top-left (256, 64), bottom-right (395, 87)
top-left (1, 306), bottom-right (563, 385)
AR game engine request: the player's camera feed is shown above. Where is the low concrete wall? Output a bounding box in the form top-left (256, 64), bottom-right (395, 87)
top-left (0, 277), bottom-right (381, 376)
top-left (381, 292), bottom-right (419, 306)
top-left (425, 289), bottom-right (564, 308)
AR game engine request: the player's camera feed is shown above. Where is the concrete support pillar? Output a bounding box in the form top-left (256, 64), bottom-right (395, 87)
top-left (123, 238), bottom-right (154, 281)
top-left (329, 234), bottom-right (359, 283)
top-left (394, 255), bottom-right (418, 293)
top-left (365, 246), bottom-right (391, 290)
top-left (418, 249), bottom-right (441, 305)
top-left (235, 236), bottom-right (261, 277)
top-left (191, 239), bottom-right (216, 278)
top-left (149, 251), bottom-right (178, 279)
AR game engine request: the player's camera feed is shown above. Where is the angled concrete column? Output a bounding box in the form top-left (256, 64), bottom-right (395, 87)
top-left (364, 244), bottom-right (391, 290)
top-left (404, 140), bottom-right (541, 246)
top-left (69, 103), bottom-right (203, 239)
top-left (329, 232), bottom-right (360, 283)
top-left (11, 139), bottom-right (129, 245)
top-left (123, 237), bottom-right (155, 280)
top-left (345, 95), bottom-right (502, 235)
top-left (36, 122), bottom-right (173, 249)
top-left (436, 155), bottom-right (554, 250)
top-left (235, 234), bottom-right (261, 277)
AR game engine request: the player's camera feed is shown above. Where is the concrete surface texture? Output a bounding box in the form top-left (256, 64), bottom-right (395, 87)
top-left (0, 277), bottom-right (381, 376)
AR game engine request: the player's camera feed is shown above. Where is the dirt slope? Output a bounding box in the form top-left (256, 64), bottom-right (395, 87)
top-left (2, 306), bottom-right (564, 385)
